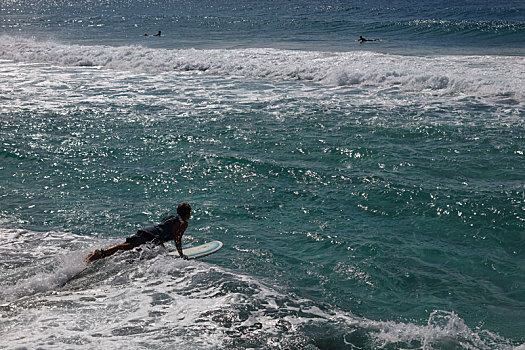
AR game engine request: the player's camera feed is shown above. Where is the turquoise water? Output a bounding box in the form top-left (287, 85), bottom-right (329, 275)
top-left (1, 1), bottom-right (524, 349)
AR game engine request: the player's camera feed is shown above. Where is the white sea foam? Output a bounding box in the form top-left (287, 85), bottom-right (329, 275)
top-left (1, 35), bottom-right (523, 106)
top-left (0, 226), bottom-right (519, 349)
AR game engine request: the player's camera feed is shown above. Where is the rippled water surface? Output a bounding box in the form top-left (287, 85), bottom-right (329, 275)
top-left (1, 0), bottom-right (524, 348)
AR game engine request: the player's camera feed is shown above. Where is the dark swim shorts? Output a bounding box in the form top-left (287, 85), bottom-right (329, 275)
top-left (125, 230), bottom-right (160, 248)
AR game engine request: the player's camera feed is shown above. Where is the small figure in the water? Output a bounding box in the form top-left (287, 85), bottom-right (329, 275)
top-left (144, 30), bottom-right (162, 37)
top-left (357, 35), bottom-right (380, 43)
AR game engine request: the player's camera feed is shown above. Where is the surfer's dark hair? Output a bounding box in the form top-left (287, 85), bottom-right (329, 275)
top-left (177, 202), bottom-right (192, 217)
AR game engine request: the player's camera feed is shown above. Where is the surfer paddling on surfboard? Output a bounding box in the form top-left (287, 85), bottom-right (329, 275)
top-left (86, 202), bottom-right (191, 262)
top-left (357, 35), bottom-right (380, 43)
top-left (144, 30), bottom-right (162, 37)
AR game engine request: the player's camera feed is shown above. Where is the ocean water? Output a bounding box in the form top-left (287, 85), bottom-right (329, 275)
top-left (1, 0), bottom-right (524, 349)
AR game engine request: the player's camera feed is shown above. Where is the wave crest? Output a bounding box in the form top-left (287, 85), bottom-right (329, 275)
top-left (1, 35), bottom-right (523, 104)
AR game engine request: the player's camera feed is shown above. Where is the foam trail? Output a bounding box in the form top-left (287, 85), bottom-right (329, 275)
top-left (0, 227), bottom-right (95, 301)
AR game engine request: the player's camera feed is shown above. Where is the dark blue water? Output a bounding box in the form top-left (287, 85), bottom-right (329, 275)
top-left (3, 0), bottom-right (525, 53)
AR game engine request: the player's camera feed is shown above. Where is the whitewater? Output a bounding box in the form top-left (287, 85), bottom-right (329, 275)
top-left (1, 227), bottom-right (521, 349)
top-left (1, 0), bottom-right (524, 349)
top-left (1, 36), bottom-right (523, 106)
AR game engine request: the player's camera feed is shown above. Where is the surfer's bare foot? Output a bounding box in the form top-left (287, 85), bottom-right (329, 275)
top-left (86, 249), bottom-right (104, 263)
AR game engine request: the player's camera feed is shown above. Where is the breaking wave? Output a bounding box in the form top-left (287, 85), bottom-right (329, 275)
top-left (0, 226), bottom-right (522, 349)
top-left (1, 35), bottom-right (523, 105)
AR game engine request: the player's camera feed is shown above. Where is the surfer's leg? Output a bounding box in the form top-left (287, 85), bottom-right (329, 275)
top-left (85, 230), bottom-right (156, 262)
top-left (86, 243), bottom-right (134, 262)
top-left (102, 243), bottom-right (134, 256)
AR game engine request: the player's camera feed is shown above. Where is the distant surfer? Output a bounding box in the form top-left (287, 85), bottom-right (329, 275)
top-left (85, 202), bottom-right (191, 262)
top-left (357, 35), bottom-right (380, 43)
top-left (144, 30), bottom-right (162, 37)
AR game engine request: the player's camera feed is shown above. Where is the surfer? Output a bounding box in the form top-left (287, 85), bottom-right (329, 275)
top-left (85, 202), bottom-right (191, 262)
top-left (144, 30), bottom-right (162, 37)
top-left (357, 35), bottom-right (380, 43)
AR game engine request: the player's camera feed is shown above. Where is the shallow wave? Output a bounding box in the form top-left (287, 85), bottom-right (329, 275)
top-left (387, 19), bottom-right (525, 37)
top-left (0, 226), bottom-right (520, 349)
top-left (0, 35), bottom-right (523, 105)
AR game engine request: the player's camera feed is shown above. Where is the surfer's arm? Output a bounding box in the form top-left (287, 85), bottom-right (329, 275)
top-left (172, 221), bottom-right (189, 259)
top-left (174, 234), bottom-right (184, 257)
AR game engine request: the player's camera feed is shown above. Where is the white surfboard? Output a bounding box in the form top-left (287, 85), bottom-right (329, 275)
top-left (168, 240), bottom-right (223, 259)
